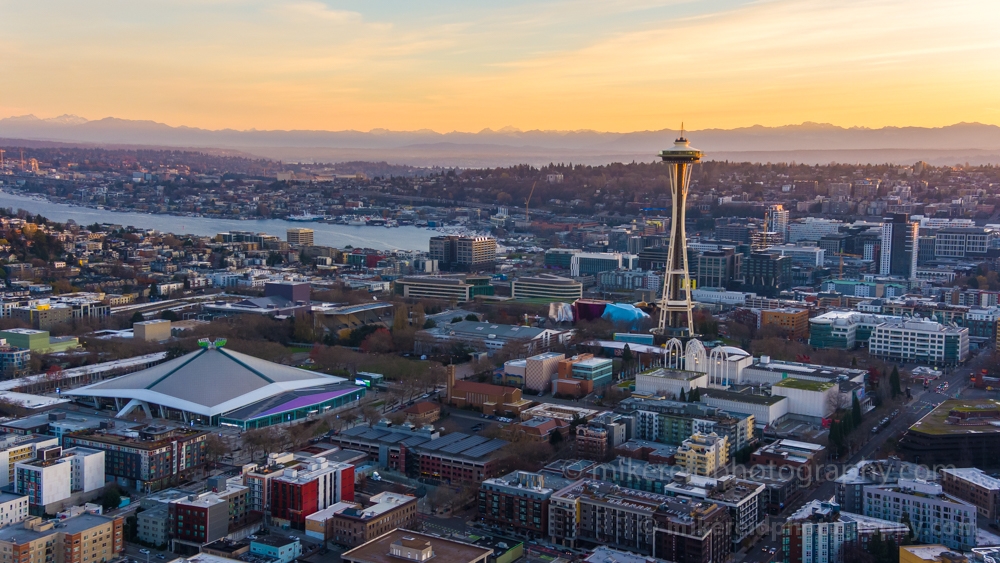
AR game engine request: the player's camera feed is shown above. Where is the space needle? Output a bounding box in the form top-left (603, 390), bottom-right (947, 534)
top-left (656, 130), bottom-right (703, 337)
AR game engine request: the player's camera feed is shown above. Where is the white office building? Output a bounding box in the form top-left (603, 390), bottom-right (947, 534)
top-left (570, 252), bottom-right (639, 277)
top-left (868, 318), bottom-right (969, 366)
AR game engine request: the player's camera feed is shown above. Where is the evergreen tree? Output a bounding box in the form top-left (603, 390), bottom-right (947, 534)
top-left (899, 511), bottom-right (915, 544)
top-left (852, 394), bottom-right (863, 426)
top-left (890, 366), bottom-right (902, 398)
top-left (829, 421), bottom-right (842, 450)
top-left (867, 530), bottom-right (886, 563)
top-left (885, 537), bottom-right (899, 563)
top-left (690, 387), bottom-right (700, 402)
top-left (679, 388), bottom-right (687, 402)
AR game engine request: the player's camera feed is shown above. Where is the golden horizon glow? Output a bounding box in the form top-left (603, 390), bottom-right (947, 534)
top-left (1, 0), bottom-right (999, 133)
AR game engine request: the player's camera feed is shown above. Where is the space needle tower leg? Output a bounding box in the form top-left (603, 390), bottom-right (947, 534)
top-left (656, 134), bottom-right (703, 338)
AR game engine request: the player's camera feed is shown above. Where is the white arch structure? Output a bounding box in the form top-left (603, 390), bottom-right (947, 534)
top-left (684, 339), bottom-right (707, 374)
top-left (707, 346), bottom-right (753, 388)
top-left (664, 338), bottom-right (684, 370)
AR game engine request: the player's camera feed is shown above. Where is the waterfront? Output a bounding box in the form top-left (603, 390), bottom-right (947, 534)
top-left (0, 190), bottom-right (434, 251)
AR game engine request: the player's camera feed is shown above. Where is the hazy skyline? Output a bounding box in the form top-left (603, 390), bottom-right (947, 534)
top-left (2, 0), bottom-right (999, 133)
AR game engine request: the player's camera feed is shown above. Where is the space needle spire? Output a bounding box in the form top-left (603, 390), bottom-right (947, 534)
top-left (656, 127), bottom-right (703, 337)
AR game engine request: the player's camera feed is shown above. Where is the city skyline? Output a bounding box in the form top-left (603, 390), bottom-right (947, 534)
top-left (2, 0), bottom-right (998, 133)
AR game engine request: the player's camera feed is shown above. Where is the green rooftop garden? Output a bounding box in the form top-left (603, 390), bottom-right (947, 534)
top-left (773, 378), bottom-right (835, 392)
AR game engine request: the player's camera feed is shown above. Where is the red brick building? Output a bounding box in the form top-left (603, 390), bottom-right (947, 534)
top-left (270, 458), bottom-right (354, 529)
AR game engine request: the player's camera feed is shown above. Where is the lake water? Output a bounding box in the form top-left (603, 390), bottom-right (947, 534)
top-left (0, 190), bottom-right (434, 251)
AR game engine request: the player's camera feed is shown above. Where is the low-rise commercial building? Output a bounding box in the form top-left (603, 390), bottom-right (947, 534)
top-left (761, 308), bottom-right (810, 340)
top-left (320, 492), bottom-right (418, 547)
top-left (446, 366), bottom-right (533, 417)
top-left (250, 536), bottom-right (301, 563)
top-left (771, 379), bottom-right (838, 420)
top-left (325, 422), bottom-right (509, 484)
top-left (133, 319), bottom-right (172, 342)
top-left (394, 275), bottom-right (494, 302)
top-left (869, 319), bottom-right (969, 366)
top-left (0, 329), bottom-right (79, 353)
top-left (634, 367), bottom-right (708, 399)
top-left (698, 389), bottom-right (789, 429)
top-left (511, 274), bottom-right (582, 302)
top-left (750, 439), bottom-right (826, 473)
top-left (341, 530), bottom-right (492, 563)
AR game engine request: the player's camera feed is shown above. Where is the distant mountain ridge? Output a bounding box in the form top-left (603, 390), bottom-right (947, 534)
top-left (3, 115), bottom-right (1000, 166)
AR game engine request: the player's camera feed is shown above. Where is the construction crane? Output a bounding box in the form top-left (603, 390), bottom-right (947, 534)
top-left (524, 181), bottom-right (537, 222)
top-left (835, 252), bottom-right (862, 278)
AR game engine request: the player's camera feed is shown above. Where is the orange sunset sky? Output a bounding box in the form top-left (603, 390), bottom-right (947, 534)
top-left (2, 0), bottom-right (999, 133)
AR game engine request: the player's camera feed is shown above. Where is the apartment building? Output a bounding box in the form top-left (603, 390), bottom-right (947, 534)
top-left (864, 479), bottom-right (977, 550)
top-left (675, 433), bottom-right (729, 477)
top-left (478, 471), bottom-right (574, 539)
top-left (0, 435), bottom-right (59, 489)
top-left (782, 501), bottom-right (857, 563)
top-left (939, 468), bottom-right (1000, 523)
top-left (168, 484), bottom-right (250, 547)
top-left (0, 514), bottom-right (123, 563)
top-left (0, 493), bottom-right (28, 528)
top-left (14, 447), bottom-right (105, 512)
top-left (270, 457), bottom-right (354, 529)
top-left (548, 479), bottom-right (731, 558)
top-left (575, 413), bottom-right (629, 461)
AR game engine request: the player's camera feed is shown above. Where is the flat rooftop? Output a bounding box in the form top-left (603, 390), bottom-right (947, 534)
top-left (909, 399), bottom-right (1000, 436)
top-left (0, 513), bottom-right (116, 543)
top-left (520, 404), bottom-right (599, 421)
top-left (340, 529), bottom-right (492, 563)
top-left (638, 367), bottom-right (705, 381)
top-left (773, 378), bottom-right (836, 392)
top-left (940, 467), bottom-right (1000, 490)
top-left (701, 389), bottom-right (786, 406)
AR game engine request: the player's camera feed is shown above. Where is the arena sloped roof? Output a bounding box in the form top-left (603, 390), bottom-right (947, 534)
top-left (66, 346), bottom-right (349, 418)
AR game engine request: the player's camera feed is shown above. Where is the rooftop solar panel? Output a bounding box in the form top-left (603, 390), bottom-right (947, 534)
top-left (359, 428), bottom-right (390, 440)
top-left (379, 432), bottom-right (412, 444)
top-left (400, 436), bottom-right (430, 447)
top-left (420, 432), bottom-right (469, 451)
top-left (459, 438), bottom-right (508, 458)
top-left (440, 435), bottom-right (488, 454)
